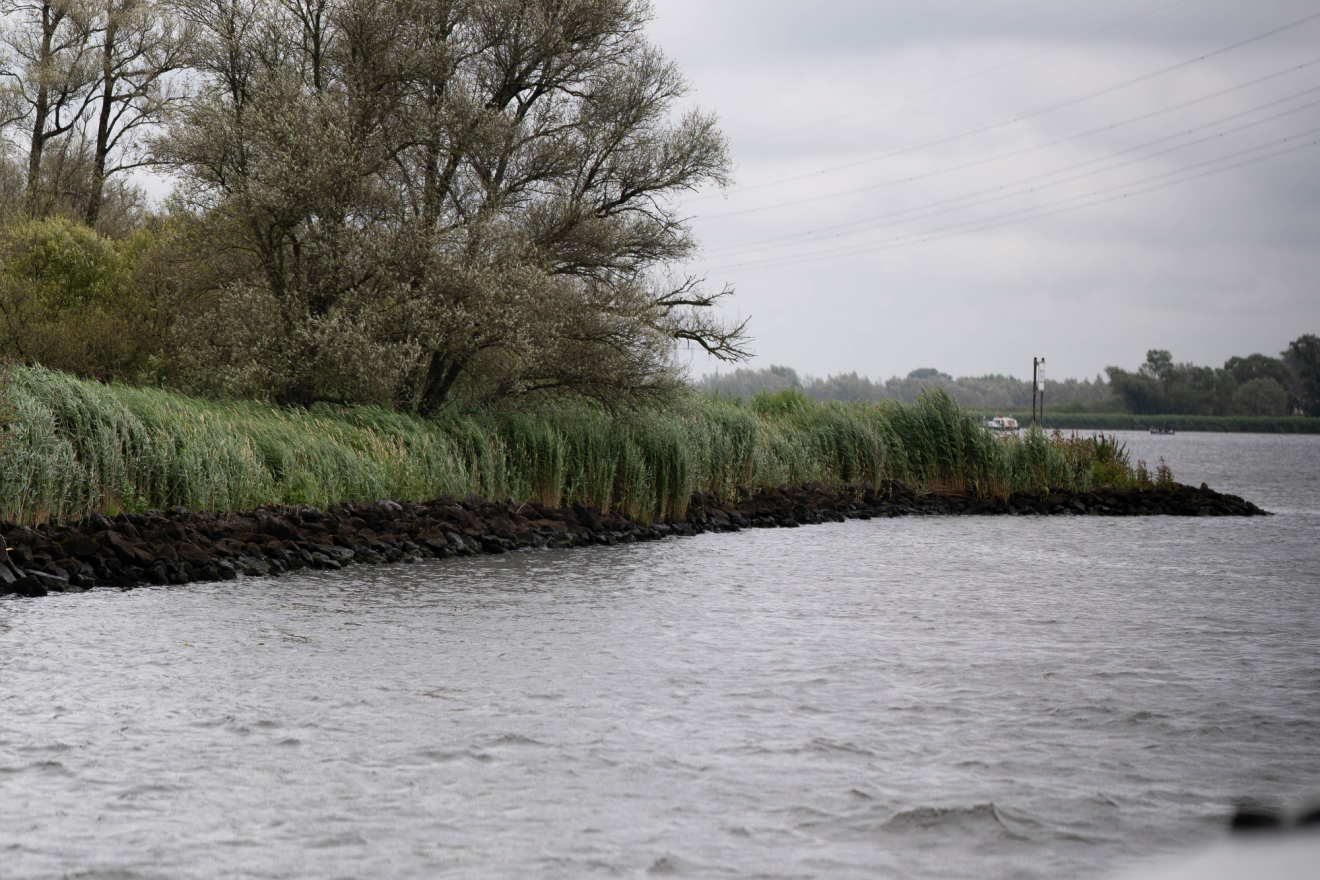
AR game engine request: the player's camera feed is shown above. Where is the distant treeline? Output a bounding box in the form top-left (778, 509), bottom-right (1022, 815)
top-left (699, 334), bottom-right (1320, 418)
top-left (1107, 339), bottom-right (1319, 417)
top-left (697, 366), bottom-right (1115, 410)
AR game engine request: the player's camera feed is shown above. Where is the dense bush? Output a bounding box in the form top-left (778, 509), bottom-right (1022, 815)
top-left (1230, 378), bottom-right (1289, 416)
top-left (0, 218), bottom-right (183, 383)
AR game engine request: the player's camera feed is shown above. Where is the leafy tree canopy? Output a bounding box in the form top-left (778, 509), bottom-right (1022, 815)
top-left (1106, 341), bottom-right (1315, 416)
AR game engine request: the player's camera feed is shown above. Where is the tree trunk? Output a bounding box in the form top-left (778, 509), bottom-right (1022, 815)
top-left (25, 3), bottom-right (69, 219)
top-left (25, 88), bottom-right (49, 217)
top-left (418, 351), bottom-right (463, 415)
top-left (86, 12), bottom-right (118, 227)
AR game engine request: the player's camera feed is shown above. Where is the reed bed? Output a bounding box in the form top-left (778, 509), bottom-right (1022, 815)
top-left (0, 367), bottom-right (1149, 525)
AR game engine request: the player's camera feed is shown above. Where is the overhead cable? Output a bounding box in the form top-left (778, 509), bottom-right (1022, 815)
top-left (701, 127), bottom-right (1320, 272)
top-left (687, 9), bottom-right (1320, 201)
top-left (702, 89), bottom-right (1320, 258)
top-left (697, 57), bottom-right (1320, 221)
top-left (739, 0), bottom-right (1197, 147)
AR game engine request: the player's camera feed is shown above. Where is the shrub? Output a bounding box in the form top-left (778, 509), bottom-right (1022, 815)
top-left (1230, 378), bottom-right (1289, 416)
top-left (0, 218), bottom-right (178, 383)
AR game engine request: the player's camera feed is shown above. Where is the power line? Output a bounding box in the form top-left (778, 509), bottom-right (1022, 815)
top-left (702, 127), bottom-right (1320, 272)
top-left (708, 131), bottom-right (1320, 271)
top-left (738, 0), bottom-right (1198, 147)
top-left (701, 88), bottom-right (1320, 258)
top-left (687, 9), bottom-right (1320, 202)
top-left (696, 57), bottom-right (1320, 222)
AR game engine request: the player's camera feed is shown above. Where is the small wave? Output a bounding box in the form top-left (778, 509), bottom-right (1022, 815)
top-left (16, 741), bottom-right (72, 754)
top-left (885, 802), bottom-right (1003, 830)
top-left (807, 738), bottom-right (874, 757)
top-left (879, 802), bottom-right (1050, 842)
top-left (27, 759), bottom-right (72, 777)
top-left (420, 688), bottom-right (460, 700)
top-left (488, 733), bottom-right (545, 747)
top-left (309, 831), bottom-right (368, 848)
top-left (414, 747), bottom-right (493, 763)
top-left (116, 784), bottom-right (179, 801)
top-left (1118, 710), bottom-right (1174, 728)
top-left (647, 854), bottom-right (699, 875)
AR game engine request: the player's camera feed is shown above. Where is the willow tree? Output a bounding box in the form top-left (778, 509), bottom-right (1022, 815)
top-left (0, 0), bottom-right (99, 217)
top-left (0, 0), bottom-right (189, 228)
top-left (84, 0), bottom-right (190, 226)
top-left (159, 0), bottom-right (745, 409)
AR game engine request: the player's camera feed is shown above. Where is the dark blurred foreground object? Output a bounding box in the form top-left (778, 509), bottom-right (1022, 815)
top-left (1229, 800), bottom-right (1286, 832)
top-left (1230, 800), bottom-right (1320, 833)
top-left (1110, 801), bottom-right (1320, 879)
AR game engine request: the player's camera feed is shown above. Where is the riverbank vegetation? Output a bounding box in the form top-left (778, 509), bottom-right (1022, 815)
top-left (0, 0), bottom-right (746, 412)
top-left (700, 338), bottom-right (1320, 419)
top-left (0, 0), bottom-right (1285, 530)
top-left (1, 367), bottom-right (1156, 526)
top-left (698, 365), bottom-right (1118, 410)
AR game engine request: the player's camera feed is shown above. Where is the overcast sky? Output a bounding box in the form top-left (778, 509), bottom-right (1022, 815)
top-left (647, 0), bottom-right (1320, 382)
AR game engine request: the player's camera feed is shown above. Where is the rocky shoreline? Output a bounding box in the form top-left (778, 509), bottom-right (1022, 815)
top-left (0, 481), bottom-right (1268, 598)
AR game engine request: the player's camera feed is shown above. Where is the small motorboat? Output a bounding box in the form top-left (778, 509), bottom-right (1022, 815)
top-left (1150, 425), bottom-right (1175, 435)
top-left (987, 415), bottom-right (1019, 433)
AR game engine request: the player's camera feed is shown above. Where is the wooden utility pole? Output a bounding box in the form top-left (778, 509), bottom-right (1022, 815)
top-left (1038, 357), bottom-right (1045, 429)
top-left (1032, 357), bottom-right (1038, 428)
top-left (1032, 357), bottom-right (1046, 429)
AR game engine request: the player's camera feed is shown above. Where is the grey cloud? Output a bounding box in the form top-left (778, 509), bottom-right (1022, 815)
top-left (649, 0), bottom-right (1320, 381)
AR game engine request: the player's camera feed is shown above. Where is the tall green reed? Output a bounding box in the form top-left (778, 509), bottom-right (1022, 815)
top-left (0, 368), bottom-right (1149, 525)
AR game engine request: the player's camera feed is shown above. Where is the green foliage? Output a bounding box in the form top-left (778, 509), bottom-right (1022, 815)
top-left (700, 364), bottom-right (1116, 409)
top-left (1230, 378), bottom-right (1289, 416)
top-left (1285, 334), bottom-right (1320, 416)
top-left (0, 370), bottom-right (1157, 526)
top-left (1107, 340), bottom-right (1317, 416)
top-left (6, 217), bottom-right (127, 308)
top-left (1044, 396), bottom-right (1129, 414)
top-left (1224, 353), bottom-right (1294, 390)
top-left (0, 218), bottom-right (181, 383)
top-left (751, 387), bottom-right (812, 418)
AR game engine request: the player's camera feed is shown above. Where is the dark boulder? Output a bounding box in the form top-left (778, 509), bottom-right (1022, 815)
top-left (9, 575), bottom-right (48, 597)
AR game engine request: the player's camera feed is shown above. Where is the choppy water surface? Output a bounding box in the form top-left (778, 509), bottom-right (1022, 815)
top-left (2, 432), bottom-right (1318, 879)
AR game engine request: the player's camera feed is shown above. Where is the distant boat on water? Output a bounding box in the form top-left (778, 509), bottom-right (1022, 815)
top-left (1150, 425), bottom-right (1175, 435)
top-left (987, 415), bottom-right (1019, 433)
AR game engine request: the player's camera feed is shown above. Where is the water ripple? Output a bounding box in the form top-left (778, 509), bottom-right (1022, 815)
top-left (0, 433), bottom-right (1318, 878)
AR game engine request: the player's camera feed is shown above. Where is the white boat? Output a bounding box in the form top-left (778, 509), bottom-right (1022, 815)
top-left (986, 415), bottom-right (1019, 433)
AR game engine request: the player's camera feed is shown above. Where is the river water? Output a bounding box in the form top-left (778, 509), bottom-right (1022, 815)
top-left (2, 432), bottom-right (1318, 879)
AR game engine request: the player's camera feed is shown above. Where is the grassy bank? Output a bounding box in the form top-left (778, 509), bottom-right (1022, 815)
top-left (0, 368), bottom-right (1151, 526)
top-left (969, 411), bottom-right (1320, 433)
